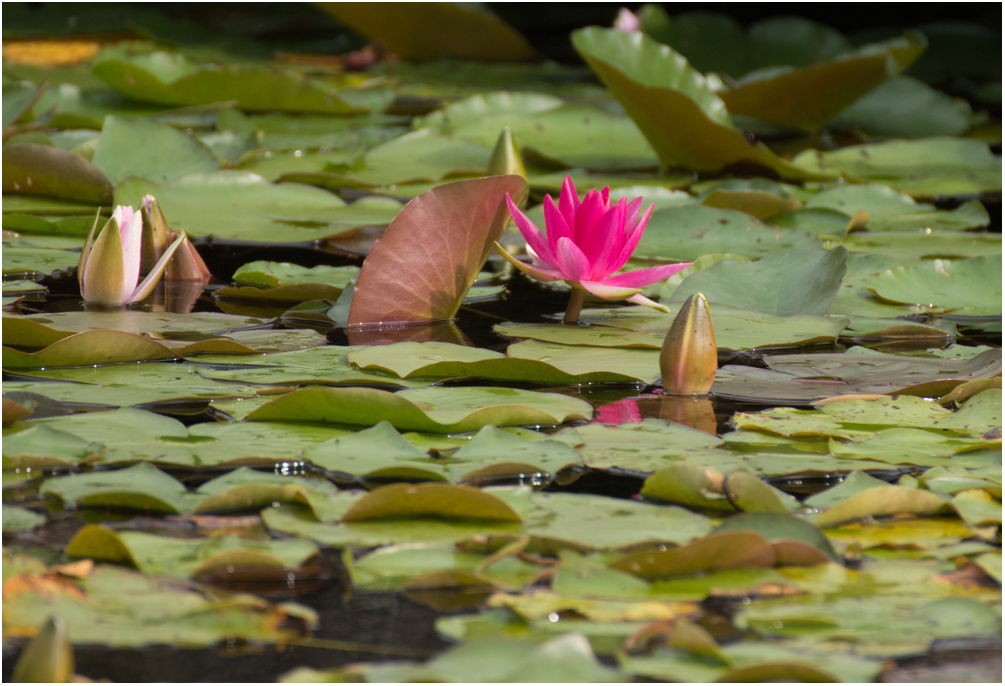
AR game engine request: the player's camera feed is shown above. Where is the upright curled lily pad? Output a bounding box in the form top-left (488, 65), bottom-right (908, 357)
top-left (3, 143), bottom-right (112, 203)
top-left (717, 32), bottom-right (927, 131)
top-left (349, 175), bottom-right (527, 324)
top-left (570, 28), bottom-right (827, 178)
top-left (814, 485), bottom-right (956, 528)
top-left (246, 386), bottom-right (592, 433)
top-left (316, 2), bottom-right (536, 62)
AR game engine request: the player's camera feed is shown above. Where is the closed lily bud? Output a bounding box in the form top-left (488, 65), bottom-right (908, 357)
top-left (141, 194), bottom-right (211, 283)
top-left (13, 616), bottom-right (74, 683)
top-left (487, 127), bottom-right (527, 183)
top-left (140, 193), bottom-right (172, 270)
top-left (77, 203), bottom-right (186, 306)
top-left (660, 292), bottom-right (717, 395)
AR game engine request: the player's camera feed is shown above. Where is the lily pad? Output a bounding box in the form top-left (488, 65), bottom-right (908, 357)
top-left (633, 205), bottom-right (822, 261)
top-left (247, 386), bottom-right (593, 433)
top-left (570, 28), bottom-right (820, 178)
top-left (91, 115), bottom-right (218, 185)
top-left (347, 340), bottom-right (654, 384)
top-left (832, 76), bottom-right (977, 139)
top-left (348, 175), bottom-right (526, 324)
top-left (232, 262), bottom-right (360, 289)
top-left (668, 247), bottom-right (847, 316)
top-left (868, 255), bottom-right (1002, 314)
top-left (792, 137), bottom-right (1002, 197)
top-left (3, 563), bottom-right (310, 648)
top-left (114, 171), bottom-right (403, 244)
top-left (3, 329), bottom-right (179, 369)
top-left (556, 419), bottom-right (722, 472)
top-left (712, 349), bottom-right (1002, 404)
top-left (2, 143), bottom-right (112, 204)
top-left (92, 47), bottom-right (375, 114)
top-left (499, 303), bottom-right (847, 353)
top-left (2, 504), bottom-right (46, 532)
top-left (717, 32), bottom-right (926, 131)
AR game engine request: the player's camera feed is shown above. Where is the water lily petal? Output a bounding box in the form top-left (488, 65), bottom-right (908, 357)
top-left (128, 231), bottom-right (188, 303)
top-left (600, 185), bottom-right (611, 208)
top-left (555, 236), bottom-right (592, 280)
top-left (578, 279), bottom-right (642, 300)
top-left (113, 205), bottom-right (143, 300)
top-left (601, 262), bottom-right (693, 289)
top-left (505, 194), bottom-right (557, 267)
top-left (584, 198), bottom-right (627, 278)
top-left (626, 292), bottom-right (671, 313)
top-left (609, 203), bottom-right (655, 272)
top-left (81, 216), bottom-right (128, 305)
top-left (624, 196), bottom-right (643, 234)
top-left (494, 242), bottom-right (563, 282)
top-left (541, 194), bottom-right (573, 261)
top-left (559, 176), bottom-right (580, 229)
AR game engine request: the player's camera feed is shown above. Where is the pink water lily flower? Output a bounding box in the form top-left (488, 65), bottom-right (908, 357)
top-left (494, 176), bottom-right (692, 324)
top-left (78, 202), bottom-right (185, 306)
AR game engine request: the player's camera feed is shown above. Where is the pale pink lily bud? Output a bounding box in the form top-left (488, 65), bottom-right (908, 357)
top-left (78, 204), bottom-right (187, 306)
top-left (614, 8), bottom-right (641, 33)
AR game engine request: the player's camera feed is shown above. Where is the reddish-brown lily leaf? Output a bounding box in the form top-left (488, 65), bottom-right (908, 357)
top-left (348, 175), bottom-right (527, 325)
top-left (610, 531), bottom-right (776, 580)
top-left (2, 143), bottom-right (112, 204)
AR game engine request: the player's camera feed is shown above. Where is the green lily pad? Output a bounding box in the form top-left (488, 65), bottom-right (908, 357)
top-left (192, 346), bottom-right (429, 390)
top-left (304, 421), bottom-right (447, 481)
top-left (347, 341), bottom-right (653, 384)
top-left (41, 462), bottom-right (203, 514)
top-left (712, 349), bottom-right (1002, 404)
top-left (819, 391), bottom-right (1001, 437)
top-left (92, 47), bottom-right (376, 114)
top-left (842, 230), bottom-right (1001, 259)
top-left (232, 262), bottom-right (359, 289)
top-left (830, 429), bottom-right (999, 468)
top-left (114, 171), bottom-right (403, 244)
top-left (620, 640), bottom-right (883, 683)
top-left (1, 246), bottom-right (81, 279)
top-left (2, 143), bottom-right (112, 204)
top-left (668, 247), bottom-right (847, 316)
top-left (737, 595), bottom-right (1000, 657)
top-left (793, 137), bottom-right (1002, 197)
top-left (831, 76), bottom-right (977, 139)
top-left (91, 115), bottom-right (218, 185)
top-left (3, 562), bottom-right (310, 648)
top-left (247, 386), bottom-right (593, 433)
top-left (634, 205), bottom-right (822, 261)
top-left (66, 525), bottom-right (320, 579)
top-left (805, 184), bottom-right (990, 231)
top-left (6, 362), bottom-right (261, 410)
top-left (951, 489), bottom-right (1002, 527)
top-left (2, 504), bottom-right (46, 532)
top-left (2, 213), bottom-right (98, 238)
top-left (555, 419), bottom-right (722, 472)
top-left (3, 329), bottom-right (180, 369)
top-left (499, 303), bottom-right (847, 353)
top-left (449, 103), bottom-right (660, 172)
top-left (868, 255), bottom-right (1002, 314)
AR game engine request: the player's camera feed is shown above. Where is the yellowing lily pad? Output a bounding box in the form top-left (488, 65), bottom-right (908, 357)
top-left (246, 386), bottom-right (593, 433)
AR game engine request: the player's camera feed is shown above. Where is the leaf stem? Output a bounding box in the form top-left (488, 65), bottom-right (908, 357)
top-left (563, 289), bottom-right (586, 325)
